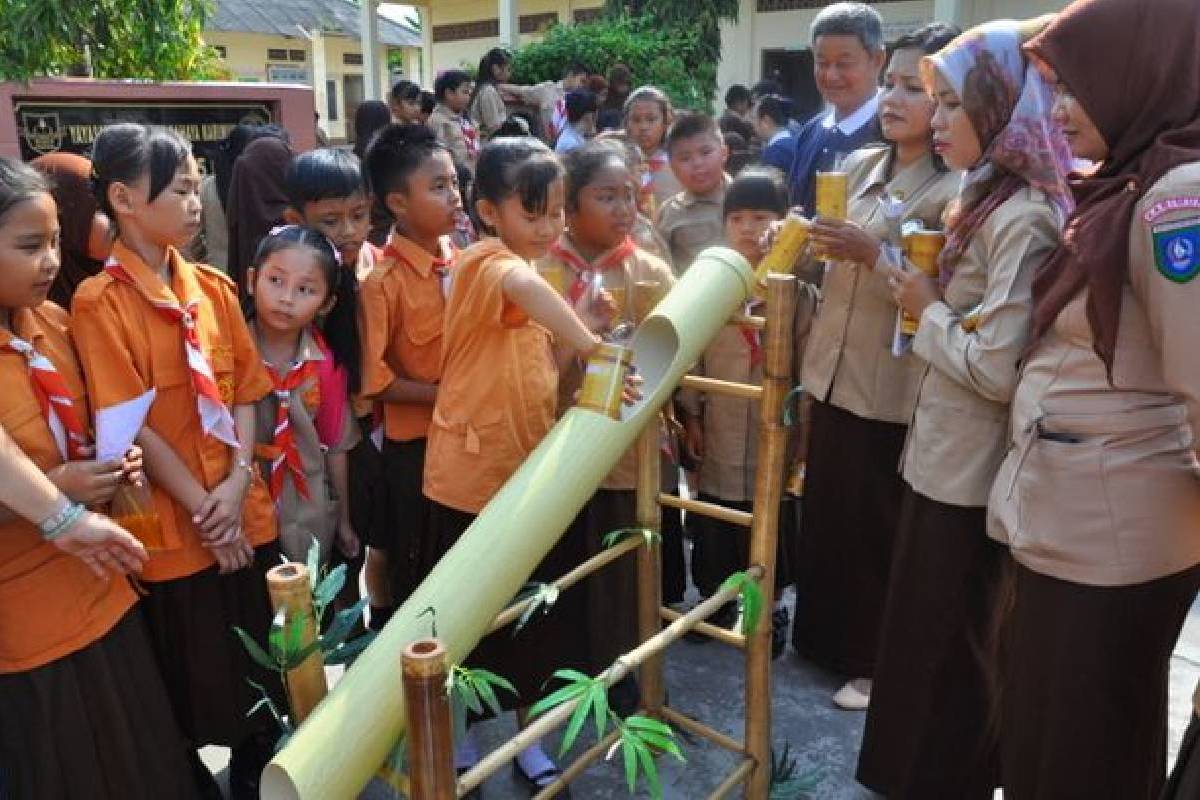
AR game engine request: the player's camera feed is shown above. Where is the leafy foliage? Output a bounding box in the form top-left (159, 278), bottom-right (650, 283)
top-left (512, 581), bottom-right (561, 636)
top-left (445, 665), bottom-right (517, 745)
top-left (601, 526), bottom-right (660, 550)
top-left (769, 742), bottom-right (825, 799)
top-left (0, 0), bottom-right (223, 81)
top-left (720, 571), bottom-right (765, 636)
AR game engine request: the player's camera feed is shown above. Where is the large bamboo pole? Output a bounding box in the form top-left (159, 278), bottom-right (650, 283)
top-left (635, 420), bottom-right (665, 714)
top-left (265, 563), bottom-right (327, 725)
top-left (261, 247), bottom-right (754, 800)
top-left (402, 639), bottom-right (455, 800)
top-left (744, 275), bottom-right (797, 799)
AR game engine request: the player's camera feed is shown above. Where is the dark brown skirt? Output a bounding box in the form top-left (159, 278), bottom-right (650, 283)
top-left (140, 544), bottom-right (285, 748)
top-left (1001, 560), bottom-right (1200, 800)
top-left (0, 609), bottom-right (201, 800)
top-left (690, 492), bottom-right (796, 597)
top-left (856, 486), bottom-right (1004, 799)
top-left (424, 500), bottom-right (591, 711)
top-left (573, 489), bottom-right (642, 672)
top-left (1165, 713), bottom-right (1200, 799)
top-left (374, 437), bottom-right (432, 604)
top-left (790, 399), bottom-right (908, 676)
top-left (349, 417), bottom-right (384, 552)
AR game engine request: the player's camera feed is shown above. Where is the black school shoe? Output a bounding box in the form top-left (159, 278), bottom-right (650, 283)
top-left (771, 606), bottom-right (790, 660)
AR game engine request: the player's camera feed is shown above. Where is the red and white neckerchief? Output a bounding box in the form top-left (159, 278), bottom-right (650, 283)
top-left (105, 258), bottom-right (239, 448)
top-left (263, 356), bottom-right (318, 501)
top-left (385, 238), bottom-right (458, 299)
top-left (3, 336), bottom-right (90, 460)
top-left (739, 300), bottom-right (763, 369)
top-left (547, 237), bottom-right (637, 304)
top-left (460, 116), bottom-right (480, 159)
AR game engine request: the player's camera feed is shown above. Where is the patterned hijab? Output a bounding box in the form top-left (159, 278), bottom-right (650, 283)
top-left (922, 18), bottom-right (1074, 284)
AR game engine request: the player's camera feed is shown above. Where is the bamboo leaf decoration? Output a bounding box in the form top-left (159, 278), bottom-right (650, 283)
top-left (445, 665), bottom-right (518, 746)
top-left (721, 571), bottom-right (765, 636)
top-left (768, 741), bottom-right (825, 799)
top-left (512, 581), bottom-right (561, 636)
top-left (601, 526), bottom-right (661, 550)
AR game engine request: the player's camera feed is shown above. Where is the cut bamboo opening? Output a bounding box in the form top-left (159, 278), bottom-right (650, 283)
top-left (265, 563), bottom-right (327, 725)
top-left (402, 638), bottom-right (455, 799)
top-left (657, 493), bottom-right (754, 528)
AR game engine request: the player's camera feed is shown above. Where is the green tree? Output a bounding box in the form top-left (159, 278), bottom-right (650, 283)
top-left (0, 0), bottom-right (222, 82)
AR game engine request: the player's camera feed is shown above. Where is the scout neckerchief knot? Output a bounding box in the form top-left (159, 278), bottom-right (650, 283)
top-left (264, 357), bottom-right (317, 501)
top-left (739, 300), bottom-right (763, 368)
top-left (104, 257), bottom-right (239, 448)
top-left (461, 117), bottom-right (480, 159)
top-left (3, 336), bottom-right (90, 460)
top-left (548, 236), bottom-right (636, 304)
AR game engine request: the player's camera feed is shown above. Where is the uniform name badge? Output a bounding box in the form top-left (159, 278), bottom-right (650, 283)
top-left (1151, 217), bottom-right (1200, 283)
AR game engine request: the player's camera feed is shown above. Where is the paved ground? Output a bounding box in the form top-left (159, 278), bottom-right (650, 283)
top-left (204, 584), bottom-right (1200, 799)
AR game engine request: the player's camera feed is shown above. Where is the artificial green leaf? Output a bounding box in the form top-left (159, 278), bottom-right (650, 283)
top-left (635, 730), bottom-right (683, 760)
top-left (233, 626), bottom-right (279, 673)
top-left (601, 527), bottom-right (660, 549)
top-left (475, 675), bottom-right (502, 717)
top-left (284, 608), bottom-right (308, 654)
top-left (528, 678), bottom-right (590, 721)
top-left (322, 598), bottom-right (368, 651)
top-left (590, 683), bottom-right (610, 740)
top-left (283, 639), bottom-right (323, 671)
top-left (551, 668), bottom-right (592, 684)
top-left (267, 607), bottom-right (288, 663)
top-left (512, 582), bottom-right (561, 637)
top-left (418, 606), bottom-right (438, 638)
top-left (721, 572), bottom-right (765, 636)
top-left (560, 687), bottom-right (593, 755)
top-left (623, 716), bottom-right (673, 736)
top-left (633, 737), bottom-right (661, 799)
top-left (323, 631), bottom-right (376, 665)
top-left (313, 564), bottom-right (347, 611)
top-left (473, 669), bottom-right (517, 699)
top-left (456, 677), bottom-right (484, 716)
top-left (621, 732), bottom-right (639, 793)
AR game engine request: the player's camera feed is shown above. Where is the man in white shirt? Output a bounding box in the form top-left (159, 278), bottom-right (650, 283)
top-left (554, 90), bottom-right (598, 154)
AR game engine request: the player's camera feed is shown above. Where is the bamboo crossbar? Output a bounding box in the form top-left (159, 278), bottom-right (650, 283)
top-left (486, 537), bottom-right (643, 634)
top-left (706, 758), bottom-right (756, 800)
top-left (679, 375), bottom-right (764, 401)
top-left (456, 578), bottom-right (750, 794)
top-left (657, 493), bottom-right (754, 528)
top-left (531, 728), bottom-right (623, 800)
top-left (660, 706), bottom-right (748, 756)
top-left (659, 606), bottom-right (746, 648)
top-left (730, 312), bottom-right (766, 329)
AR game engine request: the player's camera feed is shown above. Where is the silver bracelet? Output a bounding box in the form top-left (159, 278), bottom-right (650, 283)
top-left (38, 499), bottom-right (87, 541)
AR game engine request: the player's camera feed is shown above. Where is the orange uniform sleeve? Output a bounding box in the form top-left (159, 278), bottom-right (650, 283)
top-left (70, 285), bottom-right (150, 411)
top-left (359, 270), bottom-right (399, 397)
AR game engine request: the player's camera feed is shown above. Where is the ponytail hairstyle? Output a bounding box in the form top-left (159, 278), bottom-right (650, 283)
top-left (91, 123), bottom-right (191, 235)
top-left (250, 225), bottom-right (361, 393)
top-left (468, 47), bottom-right (511, 116)
top-left (0, 156), bottom-right (51, 225)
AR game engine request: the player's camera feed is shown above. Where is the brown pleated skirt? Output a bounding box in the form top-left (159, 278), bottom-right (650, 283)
top-left (690, 492), bottom-right (796, 598)
top-left (0, 609), bottom-right (201, 800)
top-left (856, 486), bottom-right (1003, 799)
top-left (791, 399), bottom-right (908, 676)
top-left (375, 437), bottom-right (433, 604)
top-left (424, 500), bottom-right (591, 711)
top-left (140, 544), bottom-right (285, 747)
top-left (574, 489), bottom-right (642, 672)
top-left (1165, 713), bottom-right (1200, 799)
top-left (1000, 559), bottom-right (1200, 800)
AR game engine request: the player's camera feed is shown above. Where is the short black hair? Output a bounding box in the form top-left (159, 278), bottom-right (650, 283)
top-left (472, 137), bottom-right (563, 235)
top-left (493, 115), bottom-right (533, 138)
top-left (353, 100), bottom-right (392, 160)
top-left (286, 148), bottom-right (365, 211)
top-left (724, 85), bottom-right (752, 108)
top-left (892, 21), bottom-right (961, 54)
top-left (565, 61), bottom-right (591, 78)
top-left (420, 90), bottom-right (436, 116)
top-left (0, 156), bottom-right (50, 225)
top-left (563, 139), bottom-right (629, 212)
top-left (434, 70), bottom-right (471, 101)
top-left (565, 90), bottom-right (598, 124)
top-left (755, 95), bottom-right (789, 127)
top-left (723, 166), bottom-right (788, 220)
top-left (665, 112), bottom-right (722, 154)
top-left (750, 79), bottom-right (783, 100)
top-left (390, 79), bottom-right (420, 105)
top-left (363, 124), bottom-right (449, 218)
top-left (91, 123), bottom-right (191, 232)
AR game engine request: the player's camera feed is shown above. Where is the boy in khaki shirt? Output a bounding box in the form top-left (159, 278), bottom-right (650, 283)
top-left (655, 113), bottom-right (731, 272)
top-left (426, 69), bottom-right (478, 167)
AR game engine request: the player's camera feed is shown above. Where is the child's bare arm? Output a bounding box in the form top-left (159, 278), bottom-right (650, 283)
top-left (136, 426), bottom-right (208, 517)
top-left (502, 266), bottom-right (600, 357)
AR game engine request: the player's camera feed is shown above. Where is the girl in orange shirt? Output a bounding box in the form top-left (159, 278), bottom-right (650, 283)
top-left (421, 136), bottom-right (631, 792)
top-left (0, 157), bottom-right (201, 798)
top-left (72, 123), bottom-right (281, 799)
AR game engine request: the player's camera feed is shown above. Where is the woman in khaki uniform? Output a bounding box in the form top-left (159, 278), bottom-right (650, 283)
top-left (855, 19), bottom-right (1073, 798)
top-left (989, 2), bottom-right (1200, 796)
top-left (788, 22), bottom-right (960, 709)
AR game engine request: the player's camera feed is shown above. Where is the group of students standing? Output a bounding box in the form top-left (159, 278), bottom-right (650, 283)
top-left (1, 0), bottom-right (1199, 798)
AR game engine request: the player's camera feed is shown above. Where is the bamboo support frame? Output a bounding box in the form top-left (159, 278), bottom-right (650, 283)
top-left (657, 493), bottom-right (754, 528)
top-left (707, 758), bottom-right (756, 800)
top-left (456, 578), bottom-right (750, 794)
top-left (486, 536), bottom-right (643, 634)
top-left (635, 421), bottom-right (666, 714)
top-left (659, 606), bottom-right (746, 648)
top-left (680, 375), bottom-right (764, 401)
top-left (265, 563), bottom-right (327, 725)
top-left (401, 639), bottom-right (455, 799)
top-left (660, 706), bottom-right (748, 756)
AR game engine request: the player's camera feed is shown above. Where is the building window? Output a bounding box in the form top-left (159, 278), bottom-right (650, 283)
top-left (213, 45), bottom-right (228, 59)
top-left (574, 8), bottom-right (603, 24)
top-left (520, 12), bottom-right (558, 34)
top-left (289, 49), bottom-right (306, 62)
top-left (267, 48), bottom-right (288, 60)
top-left (343, 52), bottom-right (364, 66)
top-left (432, 19), bottom-right (500, 43)
top-left (326, 80), bottom-right (339, 122)
top-left (266, 64), bottom-right (308, 83)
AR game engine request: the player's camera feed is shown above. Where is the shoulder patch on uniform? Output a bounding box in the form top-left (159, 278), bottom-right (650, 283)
top-left (1151, 217), bottom-right (1200, 283)
top-left (1143, 196), bottom-right (1200, 224)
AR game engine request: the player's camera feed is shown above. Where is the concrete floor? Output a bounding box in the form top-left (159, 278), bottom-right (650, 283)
top-left (204, 583), bottom-right (1200, 799)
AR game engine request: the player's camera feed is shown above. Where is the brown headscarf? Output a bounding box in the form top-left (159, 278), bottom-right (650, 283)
top-left (30, 153), bottom-right (106, 308)
top-left (226, 136), bottom-right (294, 293)
top-left (1027, 0), bottom-right (1200, 374)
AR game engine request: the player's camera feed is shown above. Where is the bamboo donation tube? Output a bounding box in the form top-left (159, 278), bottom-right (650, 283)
top-left (261, 247), bottom-right (755, 800)
top-left (265, 563), bottom-right (327, 725)
top-left (402, 639), bottom-right (455, 800)
top-left (744, 274), bottom-right (797, 799)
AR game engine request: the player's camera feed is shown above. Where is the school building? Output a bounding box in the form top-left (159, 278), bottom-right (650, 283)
top-left (203, 0), bottom-right (422, 143)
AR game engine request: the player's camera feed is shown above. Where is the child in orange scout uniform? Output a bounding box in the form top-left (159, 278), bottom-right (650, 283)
top-left (0, 156), bottom-right (202, 799)
top-left (679, 167), bottom-right (816, 656)
top-left (71, 123), bottom-right (282, 799)
top-left (359, 124), bottom-right (462, 626)
top-left (245, 226), bottom-right (360, 565)
top-left (536, 139), bottom-right (674, 706)
top-left (421, 136), bottom-right (636, 792)
top-left (624, 86), bottom-right (682, 214)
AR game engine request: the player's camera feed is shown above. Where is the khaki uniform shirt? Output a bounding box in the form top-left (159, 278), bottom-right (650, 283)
top-left (900, 188), bottom-right (1061, 507)
top-left (678, 287), bottom-right (819, 502)
top-left (655, 176), bottom-right (730, 273)
top-left (428, 103), bottom-right (474, 167)
top-left (803, 146), bottom-right (959, 424)
top-left (989, 163), bottom-right (1200, 586)
top-left (252, 327), bottom-right (360, 564)
top-left (470, 83), bottom-right (508, 139)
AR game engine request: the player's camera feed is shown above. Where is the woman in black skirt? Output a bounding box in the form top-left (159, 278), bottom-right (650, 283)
top-left (990, 1), bottom-right (1200, 796)
top-left (856, 17), bottom-right (1072, 797)
top-left (790, 22), bottom-right (960, 706)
